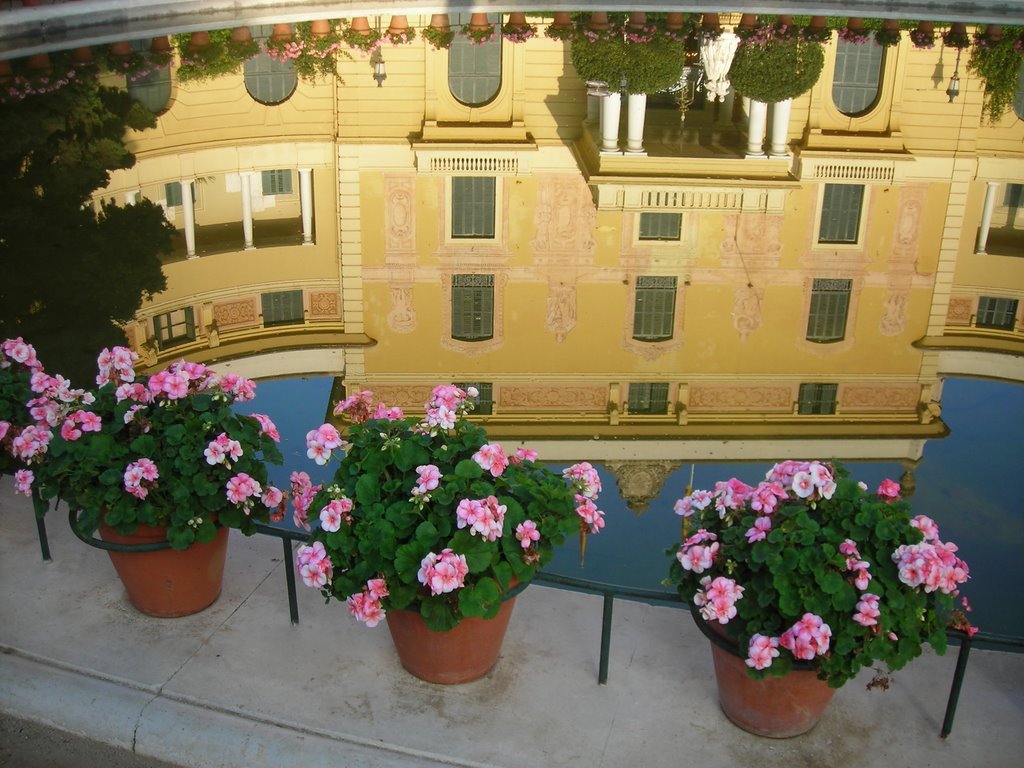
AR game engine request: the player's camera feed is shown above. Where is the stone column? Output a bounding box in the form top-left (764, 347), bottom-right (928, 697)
top-left (975, 181), bottom-right (1000, 254)
top-left (625, 93), bottom-right (648, 155)
top-left (745, 99), bottom-right (768, 158)
top-left (600, 92), bottom-right (622, 154)
top-left (585, 93), bottom-right (601, 126)
top-left (299, 167), bottom-right (314, 245)
top-left (240, 172), bottom-right (255, 250)
top-left (180, 179), bottom-right (197, 258)
top-left (768, 98), bottom-right (792, 157)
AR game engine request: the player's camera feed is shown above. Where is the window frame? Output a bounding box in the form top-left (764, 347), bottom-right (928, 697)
top-left (627, 382), bottom-right (670, 415)
top-left (638, 212), bottom-right (683, 242)
top-left (976, 297), bottom-right (1019, 330)
top-left (261, 289), bottom-right (304, 327)
top-left (832, 38), bottom-right (885, 118)
top-left (450, 176), bottom-right (497, 240)
top-left (447, 13), bottom-right (503, 107)
top-left (632, 276), bottom-right (678, 342)
top-left (797, 382), bottom-right (839, 415)
top-left (153, 307), bottom-right (196, 350)
top-left (261, 169), bottom-right (294, 197)
top-left (451, 274), bottom-right (495, 341)
top-left (817, 184), bottom-right (866, 245)
top-left (806, 278), bottom-right (853, 343)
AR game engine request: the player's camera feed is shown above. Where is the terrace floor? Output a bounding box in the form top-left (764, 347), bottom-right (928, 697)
top-left (1, 475), bottom-right (1022, 768)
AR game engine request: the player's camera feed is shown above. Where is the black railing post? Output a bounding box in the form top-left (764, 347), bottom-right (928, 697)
top-left (941, 633), bottom-right (973, 738)
top-left (35, 515), bottom-right (51, 561)
top-left (599, 592), bottom-right (613, 685)
top-left (282, 536), bottom-right (299, 625)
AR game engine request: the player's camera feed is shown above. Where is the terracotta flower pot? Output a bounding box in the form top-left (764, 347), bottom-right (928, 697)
top-left (26, 53), bottom-right (50, 72)
top-left (0, 60), bottom-right (13, 81)
top-left (98, 522), bottom-right (229, 618)
top-left (628, 11), bottom-right (647, 29)
top-left (349, 17), bottom-right (371, 36)
top-left (71, 47), bottom-right (94, 65)
top-left (508, 12), bottom-right (527, 27)
top-left (150, 36), bottom-right (171, 55)
top-left (189, 31), bottom-right (211, 51)
top-left (468, 13), bottom-right (490, 32)
top-left (387, 15), bottom-right (408, 35)
top-left (311, 19), bottom-right (332, 38)
top-left (430, 14), bottom-right (450, 31)
top-left (809, 16), bottom-right (827, 31)
top-left (883, 19), bottom-right (900, 32)
top-left (916, 21), bottom-right (935, 34)
top-left (777, 15), bottom-right (793, 27)
top-left (983, 24), bottom-right (1002, 43)
top-left (229, 27), bottom-right (252, 44)
top-left (699, 616), bottom-right (836, 738)
top-left (553, 12), bottom-right (573, 28)
top-left (109, 41), bottom-right (133, 57)
top-left (588, 12), bottom-right (610, 32)
top-left (271, 23), bottom-right (292, 43)
top-left (846, 18), bottom-right (864, 31)
top-left (665, 13), bottom-right (685, 31)
top-left (386, 594), bottom-right (518, 684)
top-left (702, 13), bottom-right (721, 31)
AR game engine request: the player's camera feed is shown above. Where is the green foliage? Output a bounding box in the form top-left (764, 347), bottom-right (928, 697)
top-left (968, 30), bottom-right (1024, 124)
top-left (623, 37), bottom-right (687, 94)
top-left (173, 30), bottom-right (253, 83)
top-left (303, 388), bottom-right (599, 631)
top-left (570, 35), bottom-right (627, 87)
top-left (730, 37), bottom-right (825, 103)
top-left (667, 462), bottom-right (968, 688)
top-left (28, 357), bottom-right (284, 549)
top-left (0, 78), bottom-right (169, 382)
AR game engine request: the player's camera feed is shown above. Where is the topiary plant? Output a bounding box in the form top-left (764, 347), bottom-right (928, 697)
top-left (622, 35), bottom-right (687, 94)
top-left (569, 31), bottom-right (627, 88)
top-left (730, 36), bottom-right (825, 103)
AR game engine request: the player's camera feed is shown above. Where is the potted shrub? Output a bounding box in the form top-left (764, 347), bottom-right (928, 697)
top-left (422, 15), bottom-right (455, 51)
top-left (23, 345), bottom-right (286, 617)
top-left (910, 21), bottom-right (936, 49)
top-left (173, 29), bottom-right (255, 83)
top-left (502, 13), bottom-right (537, 44)
top-left (101, 40), bottom-right (172, 80)
top-left (294, 385), bottom-right (607, 684)
top-left (340, 19), bottom-right (382, 55)
top-left (942, 23), bottom-right (971, 50)
top-left (667, 460), bottom-right (972, 737)
top-left (729, 24), bottom-right (826, 103)
top-left (279, 20), bottom-right (348, 82)
top-left (968, 32), bottom-right (1024, 123)
top-left (838, 18), bottom-right (872, 45)
top-left (462, 14), bottom-right (497, 46)
top-left (623, 31), bottom-right (687, 94)
top-left (570, 20), bottom-right (626, 90)
top-left (383, 15), bottom-right (416, 46)
top-left (545, 11), bottom-right (575, 41)
top-left (874, 20), bottom-right (902, 48)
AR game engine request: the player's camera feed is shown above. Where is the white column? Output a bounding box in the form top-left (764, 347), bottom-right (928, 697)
top-left (768, 98), bottom-right (792, 157)
top-left (299, 167), bottom-right (314, 245)
top-left (975, 181), bottom-right (1000, 254)
top-left (625, 93), bottom-right (648, 155)
top-left (585, 94), bottom-right (601, 125)
top-left (240, 172), bottom-right (255, 250)
top-left (745, 100), bottom-right (768, 158)
top-left (180, 179), bottom-right (196, 259)
top-left (124, 190), bottom-right (138, 205)
top-left (600, 92), bottom-right (622, 154)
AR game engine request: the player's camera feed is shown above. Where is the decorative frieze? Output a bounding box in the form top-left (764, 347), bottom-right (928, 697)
top-left (309, 291), bottom-right (340, 318)
top-left (501, 385), bottom-right (607, 410)
top-left (689, 385), bottom-right (792, 411)
top-left (841, 385), bottom-right (920, 411)
top-left (213, 298), bottom-right (259, 330)
top-left (946, 297), bottom-right (974, 325)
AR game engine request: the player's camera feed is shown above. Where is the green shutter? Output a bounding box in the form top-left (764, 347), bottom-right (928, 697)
top-left (819, 185), bottom-right (864, 244)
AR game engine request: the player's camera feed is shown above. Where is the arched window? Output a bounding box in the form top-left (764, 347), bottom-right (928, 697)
top-left (1013, 62), bottom-right (1024, 120)
top-left (832, 39), bottom-right (884, 117)
top-left (127, 68), bottom-right (172, 114)
top-left (244, 30), bottom-right (296, 106)
top-left (448, 13), bottom-right (502, 106)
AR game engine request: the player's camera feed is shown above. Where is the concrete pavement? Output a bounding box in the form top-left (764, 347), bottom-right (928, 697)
top-left (1, 475), bottom-right (1022, 768)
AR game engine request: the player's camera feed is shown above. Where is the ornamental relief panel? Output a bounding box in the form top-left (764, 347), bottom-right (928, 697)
top-left (689, 385), bottom-right (792, 411)
top-left (732, 284), bottom-right (764, 341)
top-left (387, 285), bottom-right (417, 333)
top-left (545, 277), bottom-right (577, 343)
top-left (362, 385), bottom-right (434, 410)
top-left (841, 385), bottom-right (920, 411)
top-left (946, 297), bottom-right (974, 325)
top-left (878, 185), bottom-right (927, 337)
top-left (213, 298), bottom-right (259, 330)
top-left (531, 173), bottom-right (596, 263)
top-left (605, 460), bottom-right (684, 514)
top-left (720, 213), bottom-right (783, 271)
top-left (309, 291), bottom-right (340, 318)
top-left (501, 385), bottom-right (607, 411)
top-left (384, 174), bottom-right (416, 253)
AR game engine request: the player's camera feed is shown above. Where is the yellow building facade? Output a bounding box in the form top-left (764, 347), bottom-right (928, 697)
top-left (86, 12), bottom-right (1023, 456)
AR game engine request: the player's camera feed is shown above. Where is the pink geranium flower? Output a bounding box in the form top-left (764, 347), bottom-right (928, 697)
top-left (746, 633), bottom-right (780, 670)
top-left (877, 478), bottom-right (901, 504)
top-left (516, 519), bottom-right (540, 549)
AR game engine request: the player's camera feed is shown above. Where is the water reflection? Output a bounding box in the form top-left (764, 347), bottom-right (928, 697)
top-left (3, 9), bottom-right (1024, 637)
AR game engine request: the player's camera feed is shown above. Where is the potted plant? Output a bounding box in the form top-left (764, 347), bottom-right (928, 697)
top-left (874, 20), bottom-right (902, 48)
top-left (729, 24), bottom-right (826, 103)
top-left (101, 41), bottom-right (172, 80)
top-left (294, 385), bottom-right (607, 684)
top-left (24, 345), bottom-right (286, 617)
top-left (667, 460), bottom-right (972, 737)
top-left (1, 338), bottom-right (46, 491)
top-left (462, 15), bottom-right (498, 46)
top-left (283, 20), bottom-right (348, 82)
top-left (545, 11), bottom-right (575, 41)
top-left (942, 23), bottom-right (971, 50)
top-left (801, 17), bottom-right (832, 44)
top-left (502, 13), bottom-right (537, 44)
top-left (838, 18), bottom-right (872, 45)
top-left (422, 16), bottom-right (455, 51)
top-left (0, 52), bottom-right (80, 103)
top-left (340, 19), bottom-right (382, 55)
top-left (173, 29), bottom-right (254, 83)
top-left (968, 32), bottom-right (1024, 123)
top-left (623, 31), bottom-right (687, 95)
top-left (910, 21), bottom-right (936, 49)
top-left (571, 21), bottom-right (626, 90)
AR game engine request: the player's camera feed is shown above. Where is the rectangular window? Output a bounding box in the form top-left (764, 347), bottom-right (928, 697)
top-left (164, 182), bottom-right (194, 207)
top-left (976, 297), bottom-right (1018, 330)
top-left (455, 382), bottom-right (493, 415)
top-left (632, 276), bottom-right (677, 342)
top-left (806, 278), bottom-right (852, 343)
top-left (261, 290), bottom-right (304, 327)
top-left (819, 184), bottom-right (864, 244)
top-left (1004, 183), bottom-right (1024, 208)
top-left (798, 383), bottom-right (838, 415)
top-left (451, 177), bottom-right (496, 239)
top-left (153, 307), bottom-right (195, 350)
top-left (639, 212), bottom-right (682, 241)
top-left (627, 383), bottom-right (669, 415)
top-left (451, 274), bottom-right (494, 341)
top-left (262, 169), bottom-right (293, 196)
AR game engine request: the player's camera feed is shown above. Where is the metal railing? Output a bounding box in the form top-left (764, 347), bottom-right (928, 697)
top-left (31, 512), bottom-right (1024, 739)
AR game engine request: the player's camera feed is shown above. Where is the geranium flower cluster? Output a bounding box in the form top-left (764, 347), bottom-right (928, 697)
top-left (563, 461), bottom-right (606, 533)
top-left (296, 541), bottom-right (333, 588)
top-left (123, 458), bottom-right (159, 500)
top-left (290, 471), bottom-right (321, 529)
top-left (418, 548), bottom-right (470, 596)
top-left (456, 496), bottom-right (506, 541)
top-left (347, 578), bottom-right (388, 626)
top-left (669, 461), bottom-right (973, 684)
top-left (501, 22), bottom-right (537, 44)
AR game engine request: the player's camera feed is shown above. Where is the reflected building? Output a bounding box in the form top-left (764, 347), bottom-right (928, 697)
top-left (10, 10), bottom-right (1023, 494)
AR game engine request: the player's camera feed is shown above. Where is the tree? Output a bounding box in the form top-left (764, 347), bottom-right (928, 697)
top-left (0, 77), bottom-right (170, 383)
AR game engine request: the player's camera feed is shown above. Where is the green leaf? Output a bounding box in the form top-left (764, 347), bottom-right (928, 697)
top-left (454, 459), bottom-right (483, 479)
top-left (458, 577), bottom-right (502, 619)
top-left (817, 570), bottom-right (846, 594)
top-left (421, 597), bottom-right (458, 632)
top-left (166, 525), bottom-right (194, 551)
top-left (355, 473), bottom-right (380, 507)
top-left (394, 542), bottom-right (426, 581)
top-left (130, 433), bottom-right (156, 456)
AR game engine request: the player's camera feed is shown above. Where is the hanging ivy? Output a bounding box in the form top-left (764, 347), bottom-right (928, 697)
top-left (968, 28), bottom-right (1024, 124)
